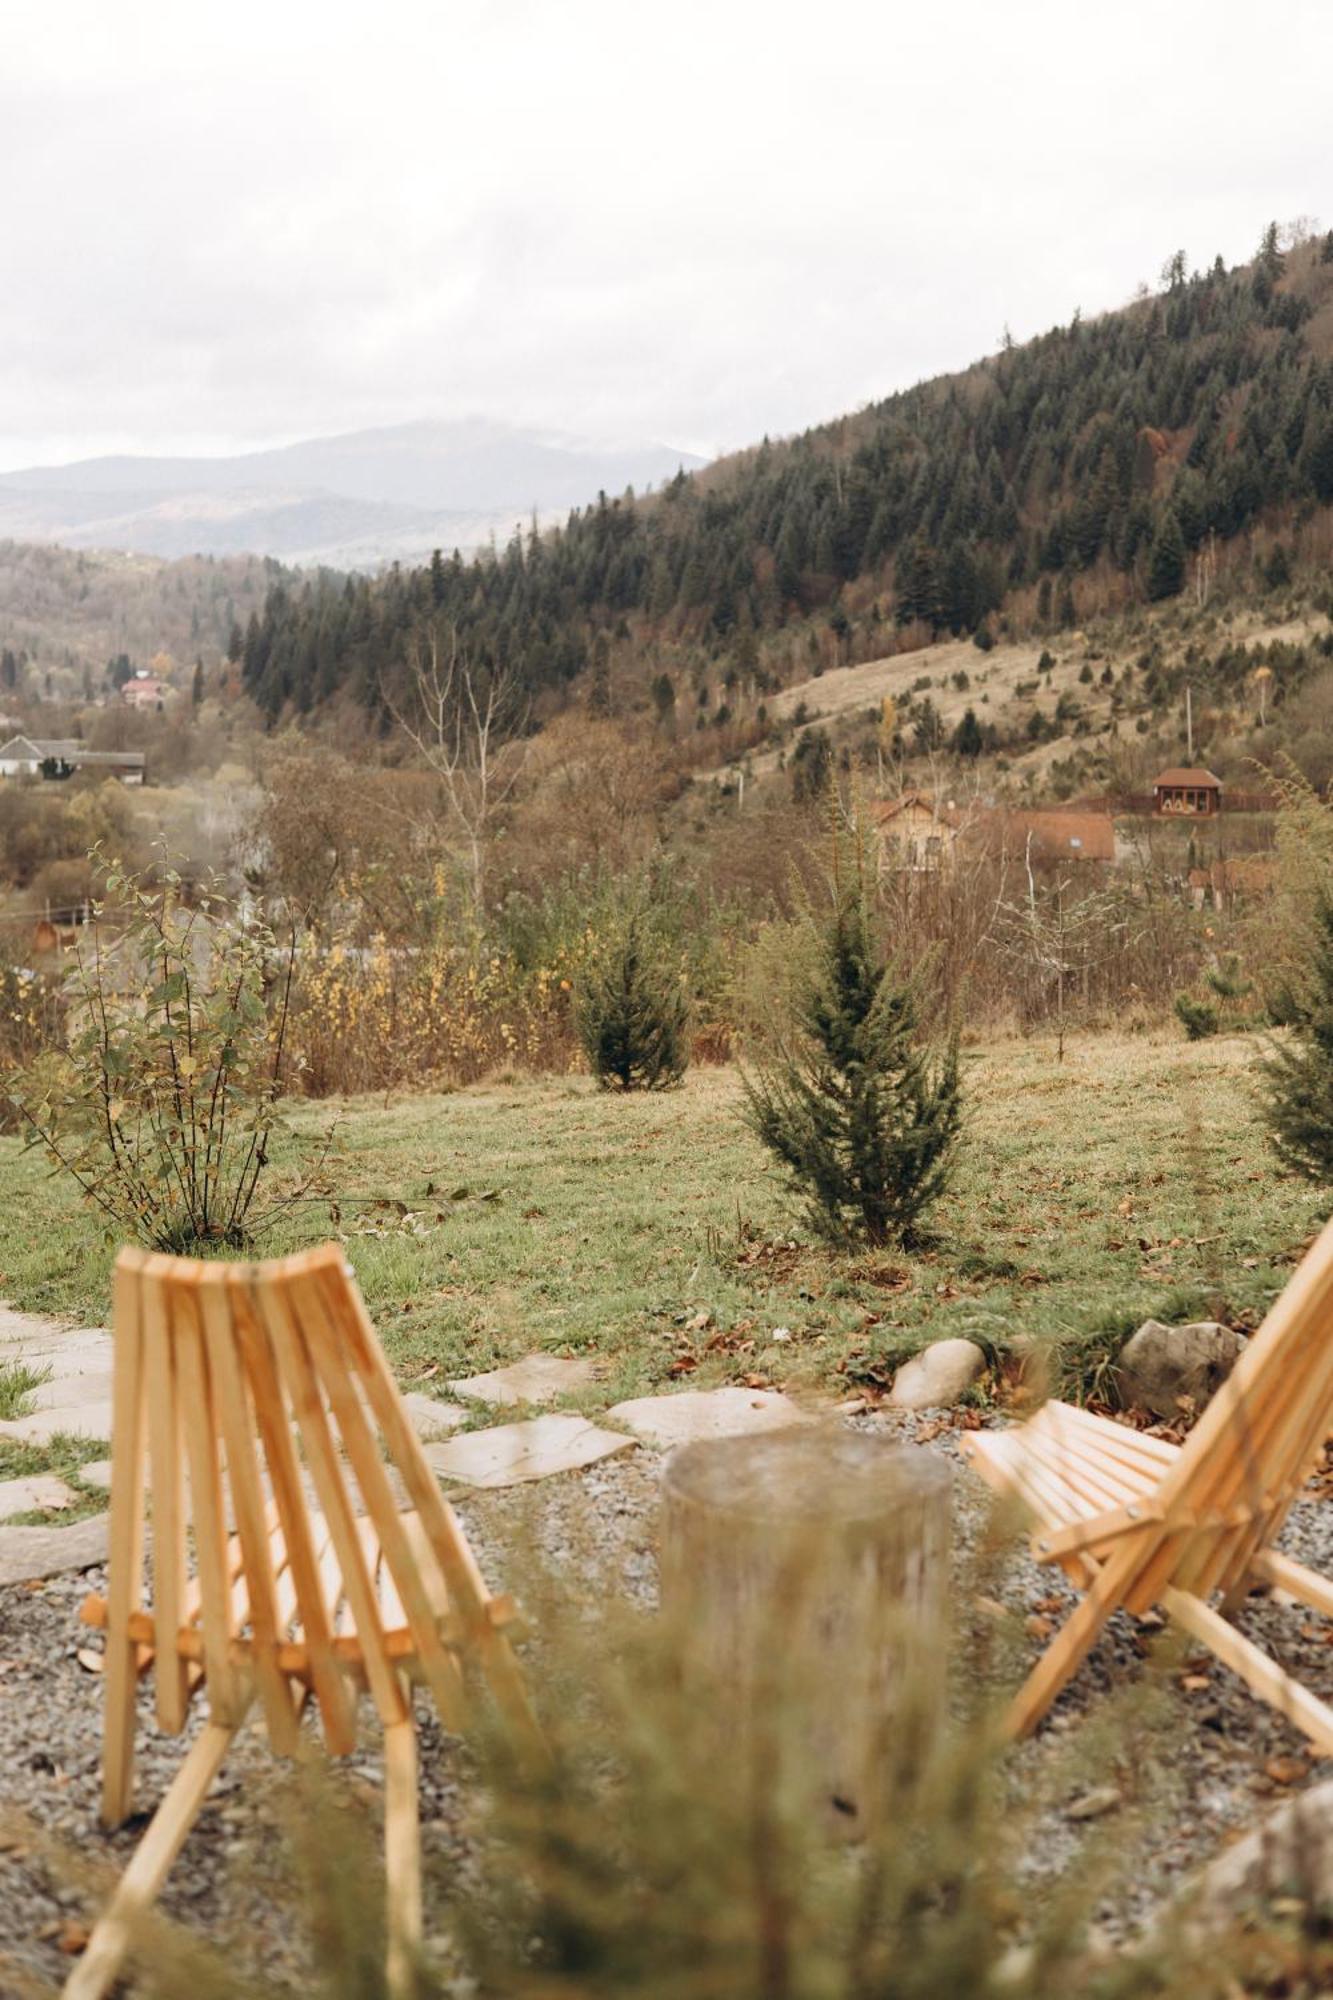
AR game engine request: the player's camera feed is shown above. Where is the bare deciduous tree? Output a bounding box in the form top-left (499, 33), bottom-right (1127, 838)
top-left (384, 622), bottom-right (527, 914)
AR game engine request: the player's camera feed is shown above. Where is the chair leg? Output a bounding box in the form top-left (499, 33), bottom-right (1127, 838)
top-left (384, 1705), bottom-right (422, 2000)
top-left (1163, 1586), bottom-right (1333, 1756)
top-left (1003, 1586), bottom-right (1119, 1740)
top-left (65, 1712), bottom-right (246, 2000)
top-left (99, 1632), bottom-right (142, 1831)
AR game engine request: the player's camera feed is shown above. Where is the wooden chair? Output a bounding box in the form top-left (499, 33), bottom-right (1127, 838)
top-left (961, 1212), bottom-right (1333, 1749)
top-left (66, 1243), bottom-right (541, 2000)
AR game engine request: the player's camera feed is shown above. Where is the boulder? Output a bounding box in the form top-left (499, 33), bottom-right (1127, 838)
top-left (1114, 1319), bottom-right (1245, 1419)
top-left (889, 1338), bottom-right (986, 1411)
top-left (1172, 1779), bottom-right (1333, 1936)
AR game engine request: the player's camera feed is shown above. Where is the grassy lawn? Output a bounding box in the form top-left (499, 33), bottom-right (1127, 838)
top-left (0, 1031), bottom-right (1322, 1420)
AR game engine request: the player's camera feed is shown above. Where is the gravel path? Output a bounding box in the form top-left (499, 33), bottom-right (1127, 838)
top-left (3, 1414), bottom-right (1331, 1992)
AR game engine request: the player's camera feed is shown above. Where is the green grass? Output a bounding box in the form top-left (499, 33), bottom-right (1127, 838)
top-left (0, 1355), bottom-right (50, 1420)
top-left (0, 1033), bottom-right (1321, 1415)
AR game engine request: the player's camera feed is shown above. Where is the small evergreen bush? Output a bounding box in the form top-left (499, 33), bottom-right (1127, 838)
top-left (1174, 993), bottom-right (1219, 1041)
top-left (577, 902), bottom-right (689, 1092)
top-left (1262, 896), bottom-right (1333, 1186)
top-left (742, 824), bottom-right (961, 1246)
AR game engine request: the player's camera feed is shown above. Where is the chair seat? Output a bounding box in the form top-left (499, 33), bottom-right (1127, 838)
top-left (82, 1506), bottom-right (460, 1692)
top-left (962, 1399), bottom-right (1180, 1532)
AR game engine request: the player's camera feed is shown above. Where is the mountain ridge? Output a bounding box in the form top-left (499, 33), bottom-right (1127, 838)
top-left (0, 420), bottom-right (708, 568)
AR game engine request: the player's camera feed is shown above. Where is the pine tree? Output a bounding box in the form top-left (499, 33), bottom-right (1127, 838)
top-left (1309, 420), bottom-right (1333, 504)
top-left (1147, 511), bottom-right (1186, 600)
top-left (577, 907), bottom-right (689, 1093)
top-left (742, 828), bottom-right (962, 1247)
top-left (191, 658), bottom-right (204, 708)
top-left (651, 671), bottom-right (676, 727)
top-left (952, 706), bottom-right (983, 758)
top-left (1262, 899), bottom-right (1333, 1190)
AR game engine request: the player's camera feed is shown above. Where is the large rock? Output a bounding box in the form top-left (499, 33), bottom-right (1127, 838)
top-left (1114, 1319), bottom-right (1245, 1419)
top-left (1172, 1779), bottom-right (1333, 1936)
top-left (889, 1339), bottom-right (986, 1411)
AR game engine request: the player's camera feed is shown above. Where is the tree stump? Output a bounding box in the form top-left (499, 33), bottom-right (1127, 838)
top-left (660, 1427), bottom-right (951, 1827)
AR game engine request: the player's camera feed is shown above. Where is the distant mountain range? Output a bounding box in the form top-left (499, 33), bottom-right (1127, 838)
top-left (0, 421), bottom-right (709, 569)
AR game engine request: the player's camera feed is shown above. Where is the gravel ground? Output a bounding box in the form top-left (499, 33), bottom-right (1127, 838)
top-left (2, 1415), bottom-right (1330, 1993)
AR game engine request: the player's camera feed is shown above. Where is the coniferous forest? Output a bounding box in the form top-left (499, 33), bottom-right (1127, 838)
top-left (242, 228), bottom-right (1333, 725)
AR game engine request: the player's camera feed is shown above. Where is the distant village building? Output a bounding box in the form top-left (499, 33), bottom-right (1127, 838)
top-left (1154, 767), bottom-right (1222, 817)
top-left (974, 808), bottom-right (1116, 867)
top-left (120, 671), bottom-right (168, 711)
top-left (1187, 855), bottom-right (1276, 912)
top-left (0, 735), bottom-right (145, 784)
top-left (872, 793), bottom-right (961, 872)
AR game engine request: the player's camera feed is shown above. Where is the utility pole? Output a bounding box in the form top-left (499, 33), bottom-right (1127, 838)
top-left (1186, 685), bottom-right (1194, 761)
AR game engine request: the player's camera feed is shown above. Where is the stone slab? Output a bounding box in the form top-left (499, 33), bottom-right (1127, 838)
top-left (0, 1319), bottom-right (110, 1362)
top-left (0, 1512), bottom-right (109, 1586)
top-left (78, 1459), bottom-right (113, 1493)
top-left (401, 1392), bottom-right (467, 1440)
top-left (33, 1369), bottom-right (115, 1409)
top-left (0, 1401), bottom-right (114, 1446)
top-left (451, 1353), bottom-right (600, 1407)
top-left (605, 1386), bottom-right (813, 1449)
top-left (0, 1474), bottom-right (78, 1518)
top-left (424, 1414), bottom-right (635, 1489)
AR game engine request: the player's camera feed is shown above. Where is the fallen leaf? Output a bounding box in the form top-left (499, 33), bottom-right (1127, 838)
top-left (1181, 1673), bottom-right (1211, 1692)
top-left (76, 1648), bottom-right (104, 1675)
top-left (1066, 1785), bottom-right (1120, 1822)
top-left (1264, 1755), bottom-right (1310, 1786)
top-left (56, 1921), bottom-right (91, 1957)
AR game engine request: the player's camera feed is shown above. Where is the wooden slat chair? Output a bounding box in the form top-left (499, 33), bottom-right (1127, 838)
top-left (961, 1212), bottom-right (1333, 1749)
top-left (66, 1243), bottom-right (541, 2000)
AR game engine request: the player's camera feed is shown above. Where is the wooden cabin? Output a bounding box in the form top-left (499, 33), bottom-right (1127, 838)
top-left (872, 793), bottom-right (961, 873)
top-left (1154, 767), bottom-right (1222, 817)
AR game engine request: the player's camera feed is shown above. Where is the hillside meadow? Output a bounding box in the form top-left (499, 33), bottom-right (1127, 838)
top-left (0, 1030), bottom-right (1319, 1425)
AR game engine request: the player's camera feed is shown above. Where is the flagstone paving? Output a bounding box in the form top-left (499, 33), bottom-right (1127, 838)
top-left (0, 1513), bottom-right (108, 1586)
top-left (451, 1353), bottom-right (601, 1406)
top-left (0, 1300), bottom-right (830, 1568)
top-left (424, 1412), bottom-right (637, 1488)
top-left (605, 1385), bottom-right (814, 1449)
top-left (0, 1473), bottom-right (78, 1518)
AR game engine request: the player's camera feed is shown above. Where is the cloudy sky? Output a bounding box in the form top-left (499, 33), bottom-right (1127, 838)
top-left (3, 0), bottom-right (1329, 471)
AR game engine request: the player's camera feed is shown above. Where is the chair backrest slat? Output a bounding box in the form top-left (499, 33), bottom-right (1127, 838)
top-left (171, 1275), bottom-right (242, 1724)
top-left (140, 1263), bottom-right (189, 1733)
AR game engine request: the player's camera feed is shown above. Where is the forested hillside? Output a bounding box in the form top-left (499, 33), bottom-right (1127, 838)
top-left (243, 227), bottom-right (1333, 727)
top-left (0, 541), bottom-right (287, 697)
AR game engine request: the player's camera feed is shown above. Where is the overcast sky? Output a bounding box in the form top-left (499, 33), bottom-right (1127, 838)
top-left (3, 0), bottom-right (1330, 471)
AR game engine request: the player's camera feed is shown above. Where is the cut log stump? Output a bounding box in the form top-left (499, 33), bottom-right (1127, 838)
top-left (660, 1427), bottom-right (951, 1828)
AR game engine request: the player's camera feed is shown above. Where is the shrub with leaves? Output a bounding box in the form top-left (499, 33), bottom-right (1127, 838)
top-left (1262, 894), bottom-right (1333, 1189)
top-left (10, 856), bottom-right (313, 1251)
top-left (576, 896), bottom-right (689, 1091)
top-left (742, 821), bottom-right (961, 1246)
